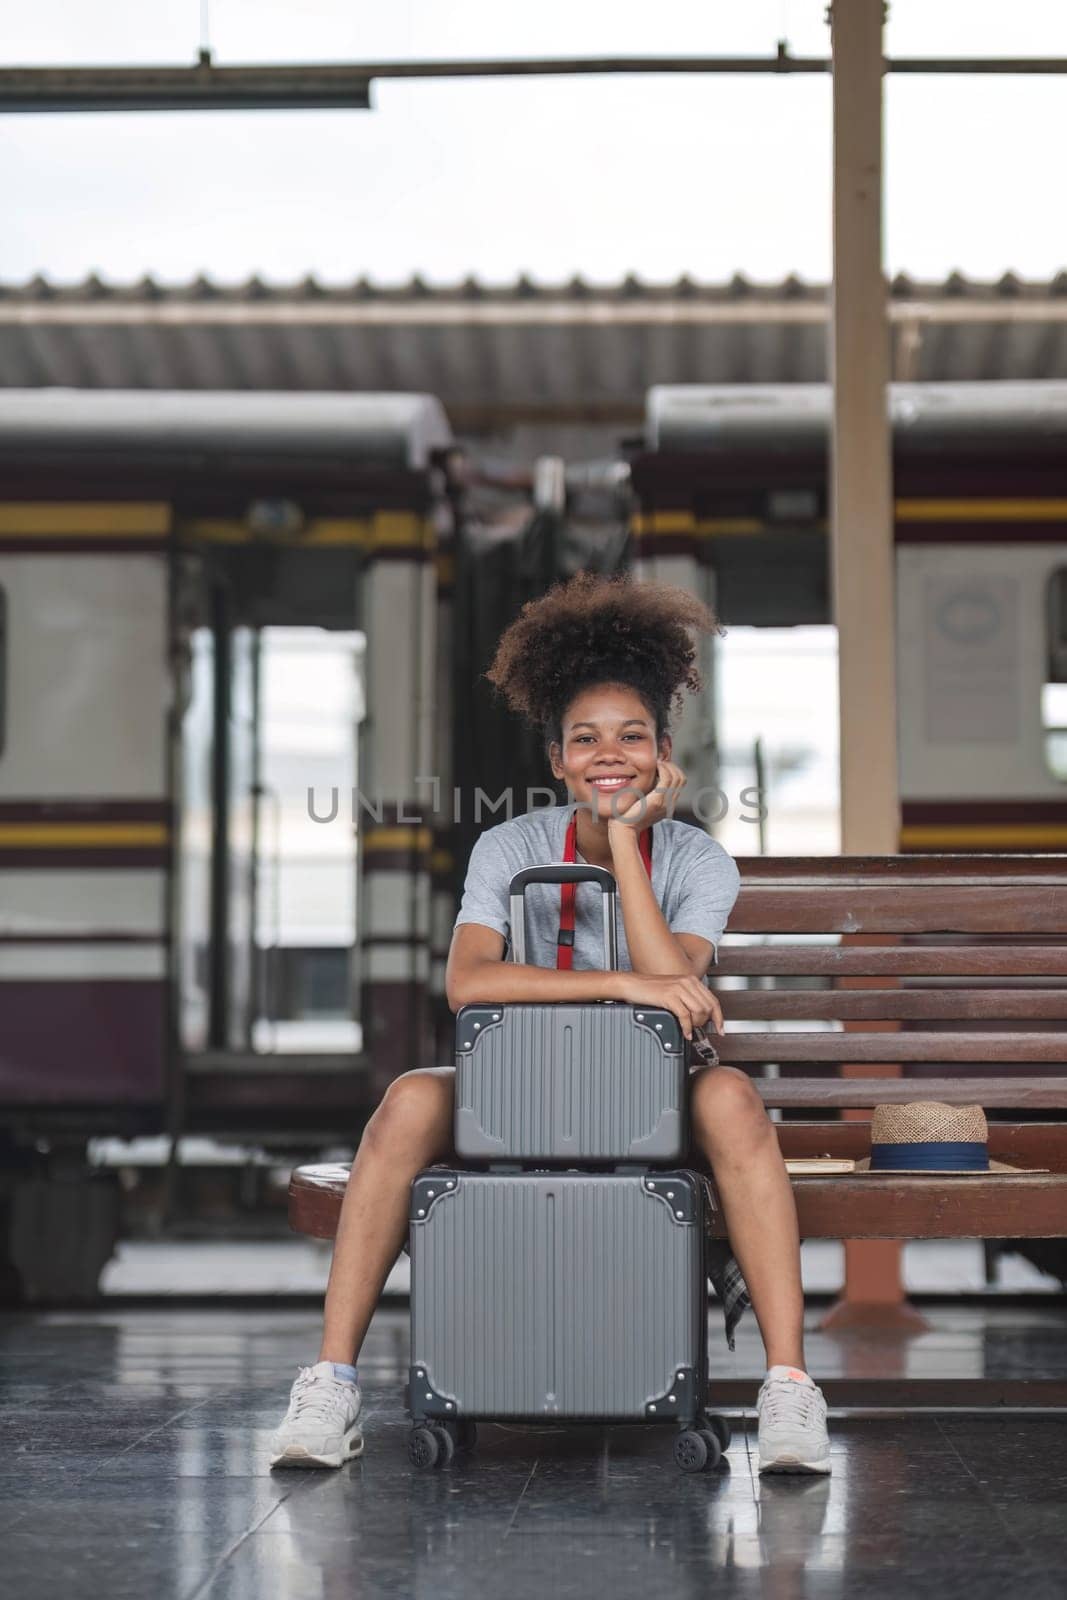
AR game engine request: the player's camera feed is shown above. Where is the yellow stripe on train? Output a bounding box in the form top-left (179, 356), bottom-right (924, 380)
top-left (632, 502), bottom-right (1067, 539)
top-left (0, 502), bottom-right (171, 536)
top-left (180, 511), bottom-right (435, 549)
top-left (895, 499), bottom-right (1067, 522)
top-left (901, 824), bottom-right (1067, 849)
top-left (362, 826), bottom-right (435, 853)
top-left (0, 823), bottom-right (170, 847)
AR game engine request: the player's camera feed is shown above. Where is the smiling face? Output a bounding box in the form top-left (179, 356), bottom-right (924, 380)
top-left (548, 682), bottom-right (669, 819)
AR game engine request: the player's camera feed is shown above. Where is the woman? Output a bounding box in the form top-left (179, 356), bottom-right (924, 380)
top-left (271, 573), bottom-right (830, 1475)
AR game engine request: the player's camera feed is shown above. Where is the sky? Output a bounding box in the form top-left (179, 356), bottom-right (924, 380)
top-left (2, 1), bottom-right (1066, 287)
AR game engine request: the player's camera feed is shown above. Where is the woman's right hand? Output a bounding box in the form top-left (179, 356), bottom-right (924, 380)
top-left (610, 971), bottom-right (720, 1040)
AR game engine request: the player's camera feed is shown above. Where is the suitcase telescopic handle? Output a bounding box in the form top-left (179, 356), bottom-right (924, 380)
top-left (507, 863), bottom-right (618, 970)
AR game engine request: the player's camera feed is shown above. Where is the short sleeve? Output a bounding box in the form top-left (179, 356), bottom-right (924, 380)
top-left (452, 828), bottom-right (512, 940)
top-left (668, 841), bottom-right (741, 967)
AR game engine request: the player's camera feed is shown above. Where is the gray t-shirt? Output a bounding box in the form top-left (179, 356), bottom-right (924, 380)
top-left (453, 804), bottom-right (740, 972)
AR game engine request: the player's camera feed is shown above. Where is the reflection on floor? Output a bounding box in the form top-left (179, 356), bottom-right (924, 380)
top-left (97, 1236), bottom-right (1062, 1298)
top-left (1, 1304), bottom-right (1065, 1599)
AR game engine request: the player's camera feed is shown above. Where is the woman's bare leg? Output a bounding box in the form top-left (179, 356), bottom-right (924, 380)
top-left (317, 1066), bottom-right (455, 1365)
top-left (690, 1065), bottom-right (806, 1371)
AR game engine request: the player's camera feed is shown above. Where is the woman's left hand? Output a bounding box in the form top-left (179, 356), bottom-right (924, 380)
top-left (608, 759), bottom-right (687, 832)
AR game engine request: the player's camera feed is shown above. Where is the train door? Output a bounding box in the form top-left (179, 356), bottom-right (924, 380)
top-left (174, 555), bottom-right (365, 1075)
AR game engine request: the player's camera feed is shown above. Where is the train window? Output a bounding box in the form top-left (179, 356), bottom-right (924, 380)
top-left (1044, 570), bottom-right (1067, 782)
top-left (1042, 685), bottom-right (1067, 783)
top-left (250, 627), bottom-right (365, 1055)
top-left (0, 585), bottom-right (6, 759)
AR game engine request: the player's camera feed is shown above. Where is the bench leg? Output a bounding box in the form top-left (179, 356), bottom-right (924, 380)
top-left (820, 1240), bottom-right (929, 1333)
top-left (819, 1010), bottom-right (929, 1334)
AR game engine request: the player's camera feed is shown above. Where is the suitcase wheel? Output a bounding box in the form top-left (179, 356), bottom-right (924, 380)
top-left (442, 1418), bottom-right (478, 1452)
top-left (703, 1413), bottom-right (731, 1452)
top-left (408, 1424), bottom-right (455, 1469)
top-left (674, 1428), bottom-right (722, 1473)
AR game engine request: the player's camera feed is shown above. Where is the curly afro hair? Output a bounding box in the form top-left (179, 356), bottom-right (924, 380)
top-left (484, 571), bottom-right (721, 761)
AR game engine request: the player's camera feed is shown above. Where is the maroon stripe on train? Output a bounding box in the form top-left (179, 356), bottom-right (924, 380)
top-left (0, 849), bottom-right (171, 868)
top-left (0, 980), bottom-right (165, 1105)
top-left (895, 524), bottom-right (1067, 544)
top-left (0, 538), bottom-right (170, 555)
top-left (899, 842), bottom-right (1067, 854)
top-left (0, 799), bottom-right (171, 823)
top-left (902, 801), bottom-right (1067, 823)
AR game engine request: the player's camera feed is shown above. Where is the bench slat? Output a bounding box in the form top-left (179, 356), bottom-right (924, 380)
top-left (757, 1077), bottom-right (1067, 1108)
top-left (288, 1163), bottom-right (351, 1240)
top-left (715, 946), bottom-right (1067, 977)
top-left (721, 989), bottom-right (1067, 1020)
top-left (776, 1121), bottom-right (1067, 1172)
top-left (736, 1175), bottom-right (1067, 1240)
top-left (730, 885), bottom-right (1067, 934)
top-left (734, 855), bottom-right (1067, 882)
top-left (719, 1031), bottom-right (1067, 1062)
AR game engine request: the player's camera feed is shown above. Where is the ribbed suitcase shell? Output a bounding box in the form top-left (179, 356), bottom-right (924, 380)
top-left (409, 1170), bottom-right (706, 1422)
top-left (453, 861), bottom-right (688, 1162)
top-left (454, 1002), bottom-right (686, 1161)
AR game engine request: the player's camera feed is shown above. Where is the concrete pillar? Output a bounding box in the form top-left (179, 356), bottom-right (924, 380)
top-left (825, 0), bottom-right (916, 1330)
top-left (829, 0), bottom-right (899, 851)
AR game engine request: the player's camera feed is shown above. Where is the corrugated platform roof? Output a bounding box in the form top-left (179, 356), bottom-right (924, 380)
top-left (1, 273), bottom-right (1065, 431)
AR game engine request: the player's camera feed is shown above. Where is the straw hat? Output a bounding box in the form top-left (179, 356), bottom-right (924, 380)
top-left (855, 1101), bottom-right (1044, 1175)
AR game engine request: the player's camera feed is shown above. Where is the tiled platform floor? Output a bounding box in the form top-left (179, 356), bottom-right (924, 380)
top-left (2, 1302), bottom-right (1065, 1600)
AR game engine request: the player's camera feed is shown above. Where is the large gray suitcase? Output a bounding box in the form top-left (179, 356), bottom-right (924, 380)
top-left (454, 863), bottom-right (689, 1163)
top-left (406, 1168), bottom-right (729, 1471)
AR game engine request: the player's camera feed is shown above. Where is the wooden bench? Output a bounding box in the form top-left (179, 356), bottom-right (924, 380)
top-left (289, 853), bottom-right (1067, 1405)
top-left (717, 854), bottom-right (1067, 1246)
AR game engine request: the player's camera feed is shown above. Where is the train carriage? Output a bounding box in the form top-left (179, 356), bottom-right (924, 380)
top-left (0, 392), bottom-right (457, 1294)
top-left (630, 381), bottom-right (1067, 850)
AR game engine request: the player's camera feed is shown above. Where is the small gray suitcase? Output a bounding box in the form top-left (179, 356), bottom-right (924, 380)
top-left (454, 863), bottom-right (689, 1163)
top-left (406, 1168), bottom-right (730, 1472)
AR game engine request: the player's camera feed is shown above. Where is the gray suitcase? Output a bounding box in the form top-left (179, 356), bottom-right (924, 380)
top-left (454, 863), bottom-right (689, 1163)
top-left (406, 1168), bottom-right (730, 1472)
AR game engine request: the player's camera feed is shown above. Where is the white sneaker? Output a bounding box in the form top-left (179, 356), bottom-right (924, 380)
top-left (757, 1365), bottom-right (831, 1475)
top-left (270, 1361), bottom-right (364, 1469)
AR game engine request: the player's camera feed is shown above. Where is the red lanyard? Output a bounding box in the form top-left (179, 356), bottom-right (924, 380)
top-left (557, 809), bottom-right (652, 969)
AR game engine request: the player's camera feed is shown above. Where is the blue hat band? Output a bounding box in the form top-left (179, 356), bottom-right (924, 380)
top-left (869, 1140), bottom-right (989, 1172)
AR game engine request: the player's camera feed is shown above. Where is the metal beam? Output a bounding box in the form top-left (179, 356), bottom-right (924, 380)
top-left (0, 57), bottom-right (371, 113)
top-left (2, 293), bottom-right (1066, 330)
top-left (3, 49), bottom-right (1067, 113)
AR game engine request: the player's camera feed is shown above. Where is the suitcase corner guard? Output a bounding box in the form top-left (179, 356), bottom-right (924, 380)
top-left (644, 1364), bottom-right (700, 1422)
top-left (411, 1170), bottom-right (460, 1221)
top-left (455, 1006), bottom-right (504, 1051)
top-left (641, 1171), bottom-right (700, 1224)
top-left (408, 1363), bottom-right (457, 1421)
